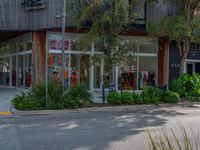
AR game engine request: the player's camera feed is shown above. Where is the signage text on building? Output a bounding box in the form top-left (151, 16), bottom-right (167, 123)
top-left (22, 0), bottom-right (46, 10)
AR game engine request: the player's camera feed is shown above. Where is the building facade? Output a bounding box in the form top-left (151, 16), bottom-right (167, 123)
top-left (0, 0), bottom-right (170, 93)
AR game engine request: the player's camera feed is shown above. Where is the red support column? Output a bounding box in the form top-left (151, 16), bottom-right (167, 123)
top-left (158, 37), bottom-right (169, 86)
top-left (32, 31), bottom-right (46, 85)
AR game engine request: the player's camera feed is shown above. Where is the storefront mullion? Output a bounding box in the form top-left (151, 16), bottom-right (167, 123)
top-left (9, 56), bottom-right (12, 87)
top-left (23, 55), bottom-right (26, 87)
top-left (136, 43), bottom-right (140, 91)
top-left (89, 42), bottom-right (95, 92)
top-left (68, 40), bottom-right (71, 89)
top-left (100, 58), bottom-right (104, 90)
top-left (12, 56), bottom-right (16, 87)
top-left (16, 56), bottom-right (19, 87)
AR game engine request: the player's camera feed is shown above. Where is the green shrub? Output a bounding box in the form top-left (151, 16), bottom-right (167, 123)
top-left (162, 91), bottom-right (180, 103)
top-left (170, 74), bottom-right (190, 98)
top-left (121, 92), bottom-right (134, 105)
top-left (107, 91), bottom-right (121, 105)
top-left (66, 85), bottom-right (93, 108)
top-left (32, 79), bottom-right (63, 108)
top-left (141, 86), bottom-right (161, 105)
top-left (170, 73), bottom-right (200, 101)
top-left (62, 97), bottom-right (79, 109)
top-left (12, 93), bottom-right (42, 110)
top-left (133, 92), bottom-right (143, 104)
top-left (13, 84), bottom-right (93, 110)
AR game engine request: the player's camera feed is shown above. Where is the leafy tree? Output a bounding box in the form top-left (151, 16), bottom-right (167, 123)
top-left (69, 0), bottom-right (140, 64)
top-left (149, 0), bottom-right (200, 74)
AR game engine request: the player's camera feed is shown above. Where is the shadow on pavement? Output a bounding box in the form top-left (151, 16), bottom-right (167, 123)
top-left (11, 105), bottom-right (188, 150)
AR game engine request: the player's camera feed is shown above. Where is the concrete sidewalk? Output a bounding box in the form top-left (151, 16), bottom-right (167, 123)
top-left (0, 86), bottom-right (22, 113)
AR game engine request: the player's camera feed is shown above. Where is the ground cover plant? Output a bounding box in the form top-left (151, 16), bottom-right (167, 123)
top-left (147, 126), bottom-right (200, 150)
top-left (107, 91), bottom-right (122, 105)
top-left (12, 93), bottom-right (43, 110)
top-left (141, 86), bottom-right (162, 105)
top-left (162, 91), bottom-right (180, 104)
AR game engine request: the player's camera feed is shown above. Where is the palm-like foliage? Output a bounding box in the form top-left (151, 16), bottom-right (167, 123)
top-left (147, 126), bottom-right (200, 150)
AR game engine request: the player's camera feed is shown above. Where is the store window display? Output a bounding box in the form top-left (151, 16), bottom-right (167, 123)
top-left (117, 37), bottom-right (158, 90)
top-left (0, 58), bottom-right (10, 86)
top-left (71, 67), bottom-right (78, 87)
top-left (71, 55), bottom-right (89, 88)
top-left (94, 58), bottom-right (101, 89)
top-left (25, 54), bottom-right (32, 87)
top-left (48, 53), bottom-right (62, 82)
top-left (50, 40), bottom-right (70, 50)
top-left (139, 57), bottom-right (157, 89)
top-left (118, 55), bottom-right (137, 90)
top-left (117, 41), bottom-right (138, 90)
top-left (47, 32), bottom-right (107, 91)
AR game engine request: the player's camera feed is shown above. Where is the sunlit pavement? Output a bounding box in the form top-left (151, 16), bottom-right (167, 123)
top-left (1, 103), bottom-right (200, 150)
top-left (0, 86), bottom-right (22, 114)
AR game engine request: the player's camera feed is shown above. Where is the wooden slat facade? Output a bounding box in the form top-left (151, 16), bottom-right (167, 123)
top-left (0, 0), bottom-right (171, 31)
top-left (0, 0), bottom-right (62, 31)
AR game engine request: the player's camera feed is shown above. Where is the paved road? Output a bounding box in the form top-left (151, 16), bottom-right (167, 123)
top-left (1, 104), bottom-right (200, 150)
top-left (0, 86), bottom-right (21, 112)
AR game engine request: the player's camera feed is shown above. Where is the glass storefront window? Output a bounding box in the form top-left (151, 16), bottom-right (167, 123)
top-left (25, 54), bottom-right (32, 87)
top-left (118, 44), bottom-right (138, 90)
top-left (140, 40), bottom-right (158, 53)
top-left (71, 39), bottom-right (81, 51)
top-left (49, 40), bottom-right (70, 50)
top-left (0, 58), bottom-right (10, 86)
top-left (47, 32), bottom-right (91, 51)
top-left (0, 33), bottom-right (32, 88)
top-left (104, 60), bottom-right (114, 88)
top-left (93, 55), bottom-right (101, 89)
top-left (48, 53), bottom-right (62, 81)
top-left (47, 32), bottom-right (158, 91)
top-left (129, 0), bottom-right (146, 24)
top-left (117, 37), bottom-right (158, 90)
top-left (139, 56), bottom-right (157, 89)
top-left (12, 56), bottom-right (16, 86)
top-left (71, 55), bottom-right (89, 88)
top-left (18, 56), bottom-right (24, 87)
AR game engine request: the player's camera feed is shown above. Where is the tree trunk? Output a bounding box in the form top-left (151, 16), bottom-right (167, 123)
top-left (178, 42), bottom-right (190, 75)
top-left (179, 56), bottom-right (186, 74)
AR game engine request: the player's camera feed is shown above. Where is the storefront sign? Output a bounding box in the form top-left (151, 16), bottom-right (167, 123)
top-left (22, 0), bottom-right (46, 10)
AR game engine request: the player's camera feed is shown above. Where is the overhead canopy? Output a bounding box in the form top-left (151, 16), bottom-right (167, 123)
top-left (0, 31), bottom-right (28, 42)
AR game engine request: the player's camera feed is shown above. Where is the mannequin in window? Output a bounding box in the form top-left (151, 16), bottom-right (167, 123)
top-left (71, 67), bottom-right (78, 87)
top-left (53, 71), bottom-right (59, 83)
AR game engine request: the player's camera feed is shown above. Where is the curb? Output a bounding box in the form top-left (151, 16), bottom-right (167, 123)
top-left (13, 102), bottom-right (200, 116)
top-left (0, 111), bottom-right (12, 116)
